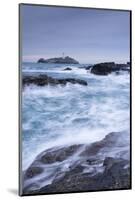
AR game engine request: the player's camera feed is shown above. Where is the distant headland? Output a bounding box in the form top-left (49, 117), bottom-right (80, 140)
top-left (37, 56), bottom-right (79, 64)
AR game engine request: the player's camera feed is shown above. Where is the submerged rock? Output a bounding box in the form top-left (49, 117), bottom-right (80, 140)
top-left (23, 74), bottom-right (88, 87)
top-left (23, 131), bottom-right (130, 195)
top-left (63, 67), bottom-right (72, 71)
top-left (91, 62), bottom-right (130, 75)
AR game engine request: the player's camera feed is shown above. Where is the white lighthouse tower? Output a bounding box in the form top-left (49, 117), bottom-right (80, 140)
top-left (62, 52), bottom-right (65, 59)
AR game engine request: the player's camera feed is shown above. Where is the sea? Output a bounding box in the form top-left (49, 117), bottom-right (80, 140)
top-left (22, 62), bottom-right (130, 170)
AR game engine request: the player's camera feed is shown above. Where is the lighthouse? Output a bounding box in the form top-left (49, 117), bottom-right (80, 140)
top-left (62, 52), bottom-right (65, 59)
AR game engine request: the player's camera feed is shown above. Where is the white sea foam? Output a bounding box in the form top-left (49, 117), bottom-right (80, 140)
top-left (22, 71), bottom-right (130, 170)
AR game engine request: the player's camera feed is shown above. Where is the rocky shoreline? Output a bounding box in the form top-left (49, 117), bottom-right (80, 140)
top-left (22, 61), bottom-right (130, 195)
top-left (23, 74), bottom-right (88, 87)
top-left (22, 131), bottom-right (130, 195)
top-left (22, 62), bottom-right (130, 88)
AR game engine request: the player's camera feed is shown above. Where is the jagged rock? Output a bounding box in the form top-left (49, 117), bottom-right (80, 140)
top-left (80, 132), bottom-right (127, 157)
top-left (38, 144), bottom-right (82, 164)
top-left (24, 166), bottom-right (43, 179)
top-left (23, 74), bottom-right (88, 87)
top-left (24, 158), bottom-right (130, 194)
top-left (22, 131), bottom-right (130, 195)
top-left (91, 62), bottom-right (130, 75)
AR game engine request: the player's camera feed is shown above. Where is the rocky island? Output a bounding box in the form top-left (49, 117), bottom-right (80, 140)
top-left (37, 56), bottom-right (79, 64)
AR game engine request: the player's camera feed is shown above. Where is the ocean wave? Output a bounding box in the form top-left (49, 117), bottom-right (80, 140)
top-left (22, 73), bottom-right (130, 170)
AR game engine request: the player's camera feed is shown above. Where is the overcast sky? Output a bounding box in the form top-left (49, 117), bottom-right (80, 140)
top-left (20, 5), bottom-right (130, 64)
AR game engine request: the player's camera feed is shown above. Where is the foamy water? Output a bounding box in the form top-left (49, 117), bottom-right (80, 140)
top-left (22, 63), bottom-right (130, 170)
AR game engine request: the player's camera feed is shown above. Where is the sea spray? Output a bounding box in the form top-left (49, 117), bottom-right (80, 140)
top-left (22, 63), bottom-right (130, 170)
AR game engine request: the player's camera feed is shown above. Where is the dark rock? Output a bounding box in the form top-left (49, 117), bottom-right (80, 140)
top-left (27, 159), bottom-right (129, 194)
top-left (86, 158), bottom-right (100, 165)
top-left (116, 64), bottom-right (130, 72)
top-left (100, 157), bottom-right (130, 190)
top-left (69, 164), bottom-right (85, 174)
top-left (24, 166), bottom-right (43, 179)
top-left (39, 144), bottom-right (82, 164)
top-left (80, 141), bottom-right (105, 156)
top-left (23, 75), bottom-right (57, 86)
top-left (115, 71), bottom-right (121, 75)
top-left (36, 158), bottom-right (129, 194)
top-left (80, 132), bottom-right (123, 157)
top-left (103, 157), bottom-right (125, 170)
top-left (37, 56), bottom-right (79, 64)
top-left (91, 62), bottom-right (115, 75)
top-left (23, 74), bottom-right (87, 87)
top-left (37, 58), bottom-right (47, 63)
top-left (23, 183), bottom-right (40, 194)
top-left (22, 131), bottom-right (130, 195)
top-left (63, 67), bottom-right (72, 71)
top-left (59, 78), bottom-right (87, 86)
top-left (91, 62), bottom-right (130, 75)
top-left (85, 65), bottom-right (92, 70)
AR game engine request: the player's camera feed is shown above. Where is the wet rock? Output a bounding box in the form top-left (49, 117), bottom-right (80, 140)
top-left (22, 131), bottom-right (130, 195)
top-left (23, 74), bottom-right (87, 87)
top-left (91, 62), bottom-right (115, 75)
top-left (68, 164), bottom-right (85, 174)
top-left (91, 62), bottom-right (130, 75)
top-left (23, 183), bottom-right (40, 194)
top-left (85, 65), bottom-right (92, 70)
top-left (24, 166), bottom-right (43, 179)
top-left (38, 144), bottom-right (82, 164)
top-left (103, 157), bottom-right (125, 170)
top-left (32, 158), bottom-right (130, 194)
top-left (60, 78), bottom-right (87, 86)
top-left (100, 157), bottom-right (130, 189)
top-left (63, 67), bottom-right (72, 71)
top-left (80, 132), bottom-right (122, 157)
